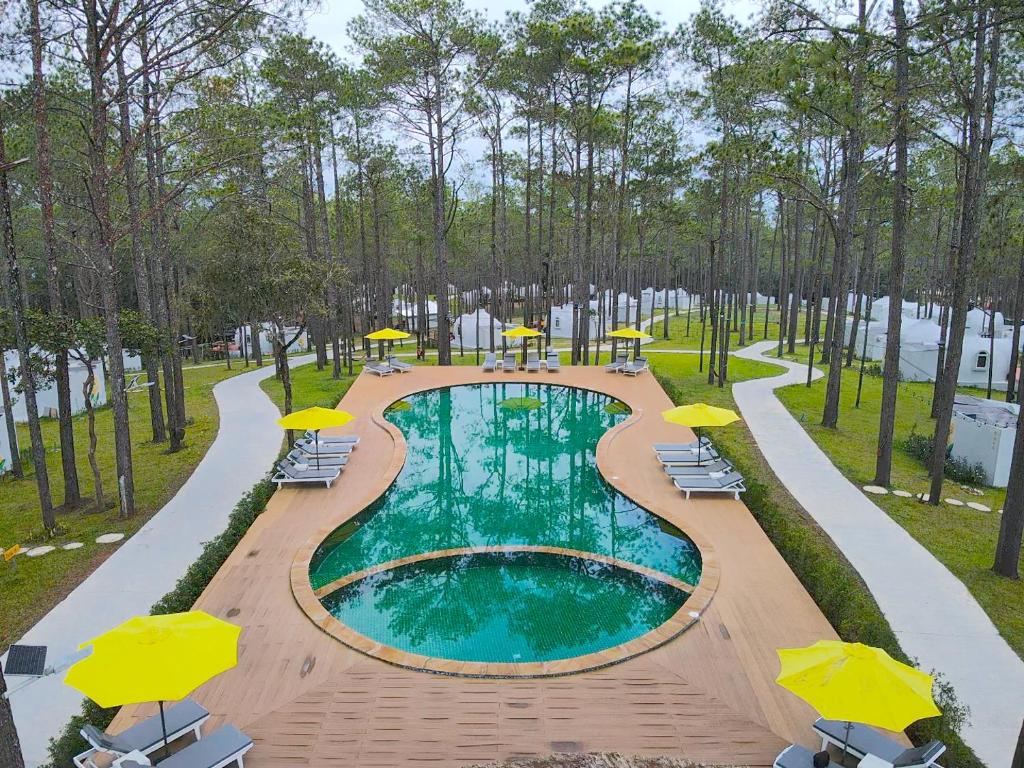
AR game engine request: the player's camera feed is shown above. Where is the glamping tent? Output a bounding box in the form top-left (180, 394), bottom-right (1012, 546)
top-left (950, 394), bottom-right (1019, 487)
top-left (2, 349), bottom-right (108, 423)
top-left (548, 301), bottom-right (605, 339)
top-left (235, 323), bottom-right (310, 357)
top-left (393, 298), bottom-right (438, 331)
top-left (454, 309), bottom-right (511, 350)
top-left (0, 410), bottom-right (14, 475)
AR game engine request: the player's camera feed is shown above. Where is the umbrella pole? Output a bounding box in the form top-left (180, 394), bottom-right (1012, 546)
top-left (697, 427), bottom-right (702, 466)
top-left (159, 700), bottom-right (170, 759)
top-left (841, 720), bottom-right (852, 764)
top-left (315, 429), bottom-right (321, 471)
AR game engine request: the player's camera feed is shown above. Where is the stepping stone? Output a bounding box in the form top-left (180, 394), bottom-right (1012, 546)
top-left (95, 533), bottom-right (124, 544)
top-left (25, 546), bottom-right (55, 558)
top-left (862, 485), bottom-right (888, 495)
top-left (915, 493), bottom-right (930, 502)
top-left (999, 509), bottom-right (1004, 514)
top-left (892, 489), bottom-right (913, 498)
top-left (945, 498), bottom-right (964, 507)
top-left (62, 542), bottom-right (83, 550)
top-left (966, 502), bottom-right (991, 512)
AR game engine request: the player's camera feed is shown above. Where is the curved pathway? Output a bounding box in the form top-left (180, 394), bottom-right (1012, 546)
top-left (732, 339), bottom-right (1023, 767)
top-left (3, 356), bottom-right (312, 768)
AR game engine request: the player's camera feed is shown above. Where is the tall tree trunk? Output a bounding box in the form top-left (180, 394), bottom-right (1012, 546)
top-left (874, 0), bottom-right (909, 487)
top-left (29, 0), bottom-right (80, 506)
top-left (0, 663), bottom-right (24, 768)
top-left (929, 4), bottom-right (1001, 505)
top-left (1006, 236), bottom-right (1023, 403)
top-left (1, 99), bottom-right (54, 528)
top-left (431, 68), bottom-right (452, 365)
top-left (994, 357), bottom-right (1024, 577)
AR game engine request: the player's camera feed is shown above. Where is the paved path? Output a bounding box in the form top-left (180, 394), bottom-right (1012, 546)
top-left (732, 340), bottom-right (1024, 767)
top-left (3, 356), bottom-right (312, 768)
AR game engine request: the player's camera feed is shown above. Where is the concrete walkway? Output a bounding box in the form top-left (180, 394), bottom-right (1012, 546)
top-left (3, 356), bottom-right (312, 768)
top-left (732, 340), bottom-right (1023, 767)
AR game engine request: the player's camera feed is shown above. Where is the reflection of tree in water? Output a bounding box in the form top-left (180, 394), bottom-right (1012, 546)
top-left (310, 383), bottom-right (702, 592)
top-left (322, 552), bottom-right (686, 662)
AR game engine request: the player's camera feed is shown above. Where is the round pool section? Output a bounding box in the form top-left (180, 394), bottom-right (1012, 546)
top-left (308, 382), bottom-right (704, 673)
top-left (321, 550), bottom-right (687, 664)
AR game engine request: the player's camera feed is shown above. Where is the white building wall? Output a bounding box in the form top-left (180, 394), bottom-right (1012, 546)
top-left (0, 408), bottom-right (14, 475)
top-left (950, 410), bottom-right (1017, 487)
top-left (4, 351), bottom-right (108, 423)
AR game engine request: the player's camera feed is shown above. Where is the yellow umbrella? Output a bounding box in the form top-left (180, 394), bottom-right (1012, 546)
top-left (502, 326), bottom-right (543, 365)
top-left (607, 327), bottom-right (650, 339)
top-left (366, 328), bottom-right (410, 340)
top-left (661, 403), bottom-right (740, 465)
top-left (277, 406), bottom-right (355, 469)
top-left (776, 640), bottom-right (940, 757)
top-left (65, 611), bottom-right (241, 755)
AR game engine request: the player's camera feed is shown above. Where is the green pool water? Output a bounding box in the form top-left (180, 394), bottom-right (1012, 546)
top-left (311, 383), bottom-right (701, 664)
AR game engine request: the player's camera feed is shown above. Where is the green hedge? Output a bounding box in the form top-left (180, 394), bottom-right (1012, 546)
top-left (44, 477), bottom-right (276, 768)
top-left (656, 374), bottom-right (982, 768)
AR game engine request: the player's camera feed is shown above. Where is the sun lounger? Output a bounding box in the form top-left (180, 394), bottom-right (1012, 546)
top-left (621, 356), bottom-right (649, 376)
top-left (773, 744), bottom-right (830, 768)
top-left (387, 355), bottom-right (412, 372)
top-left (664, 459), bottom-right (733, 477)
top-left (147, 725), bottom-right (253, 768)
top-left (286, 449), bottom-right (349, 468)
top-left (364, 361), bottom-right (393, 376)
top-left (673, 470), bottom-right (745, 499)
top-left (526, 352), bottom-right (541, 372)
top-left (813, 719), bottom-right (945, 766)
top-left (651, 438), bottom-right (713, 453)
top-left (657, 447), bottom-right (722, 466)
top-left (293, 439), bottom-right (352, 458)
top-left (546, 354), bottom-right (561, 372)
top-left (273, 461), bottom-right (342, 489)
top-left (483, 352), bottom-right (497, 372)
top-left (855, 742), bottom-right (946, 768)
top-left (502, 353), bottom-right (517, 372)
top-left (605, 352), bottom-right (629, 373)
top-left (74, 699), bottom-right (209, 768)
top-left (303, 431), bottom-right (359, 447)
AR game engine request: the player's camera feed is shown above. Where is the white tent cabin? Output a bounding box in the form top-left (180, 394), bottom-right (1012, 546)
top-left (453, 309), bottom-right (513, 350)
top-left (548, 301), bottom-right (606, 339)
top-left (898, 333), bottom-right (1021, 389)
top-left (235, 323), bottom-right (310, 357)
top-left (393, 297), bottom-right (438, 332)
top-left (2, 349), bottom-right (108, 423)
top-left (949, 394), bottom-right (1019, 487)
top-left (0, 409), bottom-right (15, 475)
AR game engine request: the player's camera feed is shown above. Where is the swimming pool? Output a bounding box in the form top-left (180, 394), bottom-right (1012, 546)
top-left (309, 383), bottom-right (703, 670)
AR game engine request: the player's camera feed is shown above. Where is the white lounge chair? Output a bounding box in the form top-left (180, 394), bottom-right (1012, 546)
top-left (651, 438), bottom-right (713, 453)
top-left (621, 356), bottom-right (648, 376)
top-left (813, 719), bottom-right (946, 766)
top-left (673, 471), bottom-right (745, 500)
top-left (525, 351), bottom-right (541, 372)
top-left (273, 461), bottom-right (341, 489)
top-left (482, 352), bottom-right (497, 372)
top-left (303, 431), bottom-right (359, 447)
top-left (546, 353), bottom-right (561, 372)
top-left (120, 725), bottom-right (254, 768)
top-left (364, 361), bottom-right (393, 376)
top-left (664, 459), bottom-right (733, 477)
top-left (605, 352), bottom-right (629, 373)
top-left (286, 448), bottom-right (349, 468)
top-left (387, 355), bottom-right (412, 372)
top-left (293, 439), bottom-right (352, 458)
top-left (501, 353), bottom-right (517, 372)
top-left (74, 700), bottom-right (209, 768)
top-left (657, 447), bottom-right (722, 466)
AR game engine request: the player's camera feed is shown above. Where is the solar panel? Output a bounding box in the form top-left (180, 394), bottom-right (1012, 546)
top-left (3, 645), bottom-right (47, 677)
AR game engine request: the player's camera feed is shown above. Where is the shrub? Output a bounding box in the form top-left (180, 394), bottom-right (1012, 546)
top-left (44, 477), bottom-right (276, 768)
top-left (901, 432), bottom-right (987, 486)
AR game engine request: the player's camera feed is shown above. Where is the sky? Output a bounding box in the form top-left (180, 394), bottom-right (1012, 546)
top-left (303, 0), bottom-right (761, 63)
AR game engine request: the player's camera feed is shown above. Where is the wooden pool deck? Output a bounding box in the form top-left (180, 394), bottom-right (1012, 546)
top-left (113, 366), bottom-right (839, 766)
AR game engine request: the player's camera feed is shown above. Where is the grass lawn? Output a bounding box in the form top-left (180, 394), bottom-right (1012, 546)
top-left (644, 307), bottom-right (826, 351)
top-left (774, 344), bottom-right (1022, 659)
top-left (0, 361), bottom-right (246, 650)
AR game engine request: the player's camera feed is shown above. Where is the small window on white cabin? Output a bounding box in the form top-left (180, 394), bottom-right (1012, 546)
top-left (975, 351), bottom-right (988, 370)
top-left (555, 317), bottom-right (561, 329)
